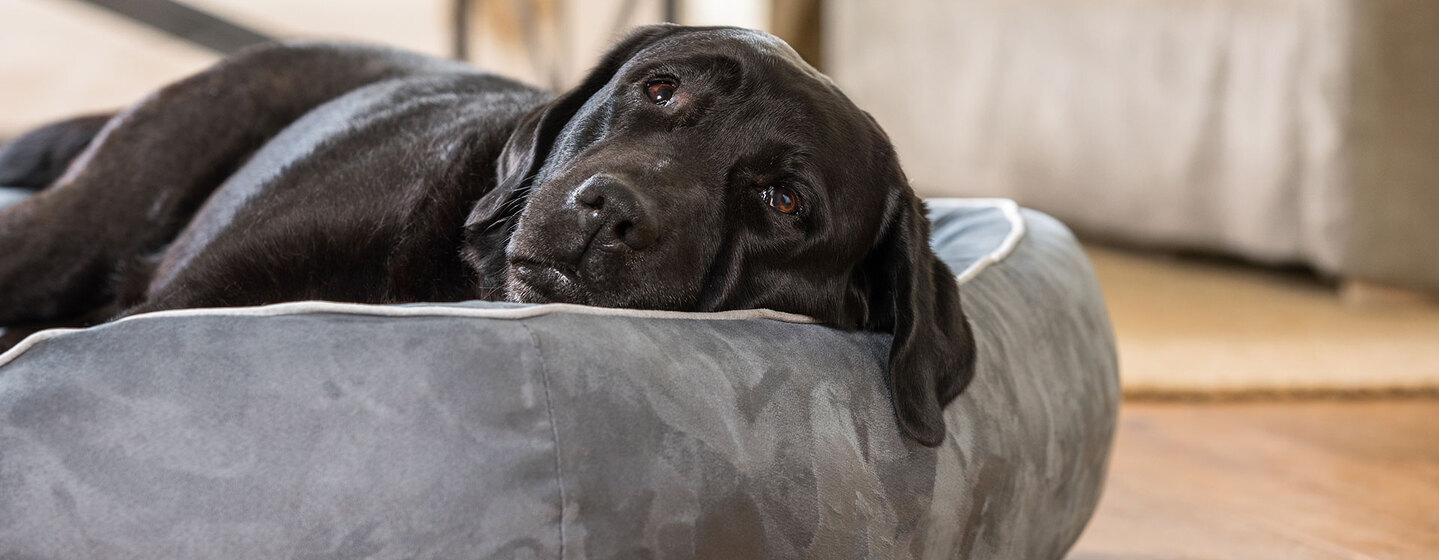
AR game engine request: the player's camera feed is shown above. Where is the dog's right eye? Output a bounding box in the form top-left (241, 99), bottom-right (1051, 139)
top-left (645, 80), bottom-right (677, 104)
top-left (762, 186), bottom-right (800, 214)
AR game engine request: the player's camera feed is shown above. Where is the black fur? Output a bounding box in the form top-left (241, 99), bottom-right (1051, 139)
top-left (0, 25), bottom-right (976, 447)
top-left (0, 114), bottom-right (110, 190)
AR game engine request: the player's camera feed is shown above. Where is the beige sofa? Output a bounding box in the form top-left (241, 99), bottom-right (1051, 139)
top-left (826, 0), bottom-right (1439, 293)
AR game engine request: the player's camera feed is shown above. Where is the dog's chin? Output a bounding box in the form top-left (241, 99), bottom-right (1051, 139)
top-left (505, 260), bottom-right (590, 304)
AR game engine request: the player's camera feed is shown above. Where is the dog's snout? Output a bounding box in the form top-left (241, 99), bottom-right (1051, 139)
top-left (574, 175), bottom-right (660, 251)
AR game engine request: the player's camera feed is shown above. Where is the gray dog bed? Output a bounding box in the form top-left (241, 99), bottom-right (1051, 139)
top-left (0, 198), bottom-right (1118, 559)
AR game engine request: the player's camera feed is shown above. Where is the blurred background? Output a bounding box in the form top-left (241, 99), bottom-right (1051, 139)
top-left (1, 0), bottom-right (1435, 557)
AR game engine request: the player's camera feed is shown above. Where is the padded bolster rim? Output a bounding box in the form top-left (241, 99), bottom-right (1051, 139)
top-left (0, 198), bottom-right (1027, 369)
top-left (927, 197), bottom-right (1027, 283)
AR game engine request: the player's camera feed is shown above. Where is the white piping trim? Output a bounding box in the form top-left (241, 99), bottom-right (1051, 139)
top-left (925, 198), bottom-right (1027, 284)
top-left (111, 301), bottom-right (820, 324)
top-left (0, 304), bottom-right (816, 369)
top-left (0, 328), bottom-right (83, 369)
top-left (0, 199), bottom-right (1026, 368)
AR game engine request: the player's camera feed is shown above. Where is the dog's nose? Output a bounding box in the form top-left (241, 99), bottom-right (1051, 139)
top-left (573, 175), bottom-right (660, 252)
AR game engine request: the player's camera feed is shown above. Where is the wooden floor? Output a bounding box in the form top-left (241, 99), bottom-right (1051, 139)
top-left (1068, 399), bottom-right (1439, 559)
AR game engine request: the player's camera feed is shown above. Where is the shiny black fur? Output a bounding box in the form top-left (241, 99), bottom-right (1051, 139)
top-left (0, 25), bottom-right (975, 446)
top-left (0, 114), bottom-right (110, 190)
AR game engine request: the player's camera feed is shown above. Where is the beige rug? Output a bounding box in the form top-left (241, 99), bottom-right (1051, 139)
top-left (1086, 245), bottom-right (1439, 396)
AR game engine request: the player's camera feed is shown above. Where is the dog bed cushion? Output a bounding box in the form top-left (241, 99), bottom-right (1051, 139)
top-left (0, 198), bottom-right (1119, 559)
top-left (0, 186), bottom-right (29, 208)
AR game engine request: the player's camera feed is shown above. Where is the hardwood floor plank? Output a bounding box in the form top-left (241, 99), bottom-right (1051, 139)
top-left (1069, 400), bottom-right (1439, 559)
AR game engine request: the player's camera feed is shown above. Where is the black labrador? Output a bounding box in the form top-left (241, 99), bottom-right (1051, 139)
top-left (0, 25), bottom-right (975, 447)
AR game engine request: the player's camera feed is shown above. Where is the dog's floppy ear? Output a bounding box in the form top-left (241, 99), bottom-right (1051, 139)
top-left (462, 24), bottom-right (684, 294)
top-left (863, 194), bottom-right (978, 447)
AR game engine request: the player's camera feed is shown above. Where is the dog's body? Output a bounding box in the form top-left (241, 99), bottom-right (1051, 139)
top-left (1, 45), bottom-right (529, 320)
top-left (0, 26), bottom-right (975, 446)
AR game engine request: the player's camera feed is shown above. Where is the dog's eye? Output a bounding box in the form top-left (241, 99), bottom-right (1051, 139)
top-left (762, 186), bottom-right (800, 214)
top-left (645, 80), bottom-right (677, 104)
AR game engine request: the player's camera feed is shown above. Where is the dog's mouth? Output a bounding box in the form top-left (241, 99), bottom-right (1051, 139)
top-left (506, 257), bottom-right (588, 304)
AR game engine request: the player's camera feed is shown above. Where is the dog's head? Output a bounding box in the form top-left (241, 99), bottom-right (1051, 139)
top-left (463, 25), bottom-right (975, 447)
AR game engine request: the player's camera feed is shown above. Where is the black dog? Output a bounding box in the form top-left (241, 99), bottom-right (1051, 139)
top-left (0, 25), bottom-right (974, 446)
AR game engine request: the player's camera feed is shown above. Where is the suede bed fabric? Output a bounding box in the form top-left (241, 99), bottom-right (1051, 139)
top-left (0, 200), bottom-right (1119, 559)
top-left (0, 186), bottom-right (28, 209)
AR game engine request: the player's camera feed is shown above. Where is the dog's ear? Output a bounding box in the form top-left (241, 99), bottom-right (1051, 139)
top-left (462, 24), bottom-right (684, 294)
top-left (862, 194), bottom-right (978, 447)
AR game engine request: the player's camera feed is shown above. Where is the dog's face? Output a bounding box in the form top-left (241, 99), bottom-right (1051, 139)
top-left (505, 29), bottom-right (889, 319)
top-left (464, 25), bottom-right (976, 447)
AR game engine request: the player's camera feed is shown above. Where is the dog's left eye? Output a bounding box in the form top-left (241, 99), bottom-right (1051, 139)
top-left (645, 80), bottom-right (677, 104)
top-left (762, 186), bottom-right (800, 214)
